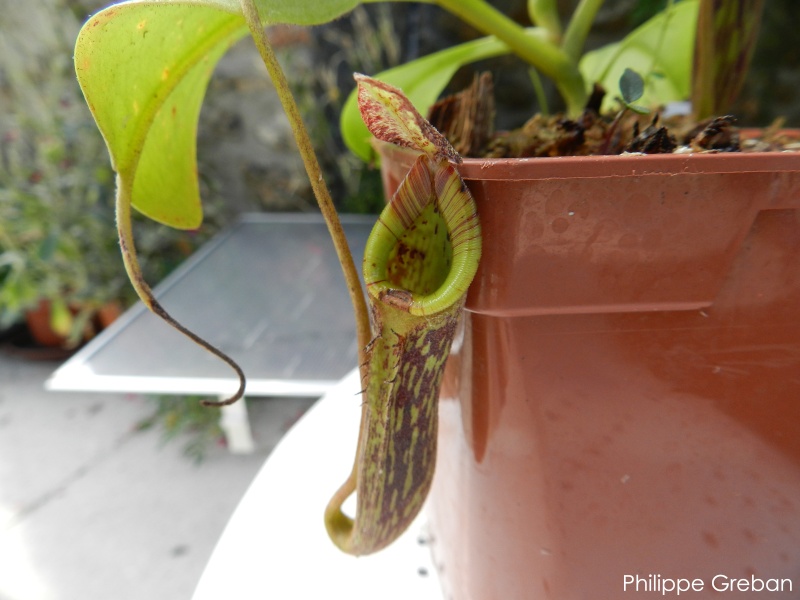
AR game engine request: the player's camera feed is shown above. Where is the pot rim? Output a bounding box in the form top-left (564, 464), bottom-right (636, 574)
top-left (457, 150), bottom-right (800, 181)
top-left (376, 130), bottom-right (800, 181)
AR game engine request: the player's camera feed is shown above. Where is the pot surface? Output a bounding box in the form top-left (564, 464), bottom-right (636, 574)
top-left (379, 142), bottom-right (800, 599)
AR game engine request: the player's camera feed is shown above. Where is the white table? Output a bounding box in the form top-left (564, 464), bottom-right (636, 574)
top-left (191, 368), bottom-right (443, 599)
top-left (46, 213), bottom-right (374, 452)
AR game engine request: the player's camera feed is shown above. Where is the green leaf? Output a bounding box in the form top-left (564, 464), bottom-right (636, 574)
top-left (341, 36), bottom-right (516, 162)
top-left (75, 0), bottom-right (384, 228)
top-left (170, 0), bottom-right (365, 23)
top-left (75, 2), bottom-right (248, 228)
top-left (619, 67), bottom-right (644, 105)
top-left (38, 233), bottom-right (59, 262)
top-left (49, 297), bottom-right (73, 338)
top-left (579, 0), bottom-right (699, 113)
top-left (252, 0), bottom-right (367, 25)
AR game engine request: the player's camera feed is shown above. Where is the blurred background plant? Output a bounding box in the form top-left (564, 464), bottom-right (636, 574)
top-left (136, 395), bottom-right (225, 464)
top-left (0, 0), bottom-right (122, 347)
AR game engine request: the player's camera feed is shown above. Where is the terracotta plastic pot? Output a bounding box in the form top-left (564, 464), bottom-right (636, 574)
top-left (24, 299), bottom-right (121, 351)
top-left (377, 142), bottom-right (800, 599)
top-left (24, 299), bottom-right (74, 348)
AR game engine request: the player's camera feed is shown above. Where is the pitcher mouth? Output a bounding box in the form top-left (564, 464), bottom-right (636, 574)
top-left (364, 154), bottom-right (481, 317)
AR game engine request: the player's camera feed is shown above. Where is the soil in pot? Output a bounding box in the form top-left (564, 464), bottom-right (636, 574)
top-left (427, 73), bottom-right (800, 160)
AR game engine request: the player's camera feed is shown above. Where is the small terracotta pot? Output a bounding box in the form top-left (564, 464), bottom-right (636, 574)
top-left (24, 299), bottom-right (122, 350)
top-left (24, 299), bottom-right (73, 348)
top-left (378, 142), bottom-right (800, 599)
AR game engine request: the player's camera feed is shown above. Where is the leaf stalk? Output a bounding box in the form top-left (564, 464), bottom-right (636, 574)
top-left (433, 0), bottom-right (588, 114)
top-left (238, 0), bottom-right (371, 370)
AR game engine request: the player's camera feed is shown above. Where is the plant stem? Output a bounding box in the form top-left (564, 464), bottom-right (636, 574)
top-left (238, 0), bottom-right (371, 371)
top-left (692, 0), bottom-right (765, 120)
top-left (434, 0), bottom-right (587, 115)
top-left (528, 0), bottom-right (562, 41)
top-left (528, 67), bottom-right (550, 117)
top-left (562, 0), bottom-right (605, 62)
top-left (115, 177), bottom-right (245, 407)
